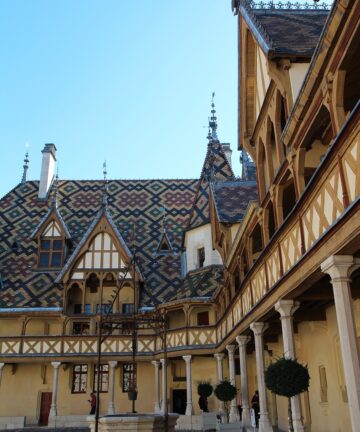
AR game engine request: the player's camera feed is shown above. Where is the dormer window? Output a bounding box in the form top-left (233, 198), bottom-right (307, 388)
top-left (155, 231), bottom-right (173, 256)
top-left (38, 220), bottom-right (65, 268)
top-left (39, 238), bottom-right (63, 267)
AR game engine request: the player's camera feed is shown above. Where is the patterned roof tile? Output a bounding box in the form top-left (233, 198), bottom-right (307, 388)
top-left (211, 180), bottom-right (258, 223)
top-left (0, 179), bottom-right (198, 308)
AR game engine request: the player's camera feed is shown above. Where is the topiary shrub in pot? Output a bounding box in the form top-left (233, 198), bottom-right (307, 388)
top-left (265, 357), bottom-right (310, 432)
top-left (214, 380), bottom-right (237, 423)
top-left (197, 381), bottom-right (213, 413)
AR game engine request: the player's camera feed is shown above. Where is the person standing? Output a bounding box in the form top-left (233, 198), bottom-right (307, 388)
top-left (88, 392), bottom-right (96, 415)
top-left (251, 390), bottom-right (260, 427)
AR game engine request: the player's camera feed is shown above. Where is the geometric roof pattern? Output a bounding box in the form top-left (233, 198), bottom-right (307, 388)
top-left (211, 180), bottom-right (258, 223)
top-left (237, 0), bottom-right (329, 60)
top-left (171, 265), bottom-right (223, 301)
top-left (0, 179), bottom-right (198, 308)
top-left (253, 10), bottom-right (329, 58)
top-left (187, 140), bottom-right (235, 229)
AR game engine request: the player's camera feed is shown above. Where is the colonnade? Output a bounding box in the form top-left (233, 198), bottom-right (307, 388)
top-left (149, 255), bottom-right (360, 432)
top-left (7, 255), bottom-right (359, 432)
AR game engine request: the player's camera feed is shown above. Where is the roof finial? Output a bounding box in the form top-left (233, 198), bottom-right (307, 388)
top-left (52, 166), bottom-right (59, 208)
top-left (102, 160), bottom-right (108, 207)
top-left (21, 143), bottom-right (29, 184)
top-left (208, 92), bottom-right (218, 142)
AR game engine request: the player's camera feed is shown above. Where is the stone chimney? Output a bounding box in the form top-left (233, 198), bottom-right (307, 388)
top-left (221, 143), bottom-right (232, 167)
top-left (38, 143), bottom-right (57, 199)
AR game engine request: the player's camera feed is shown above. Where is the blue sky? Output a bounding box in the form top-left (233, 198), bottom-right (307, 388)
top-left (0, 0), bottom-right (239, 197)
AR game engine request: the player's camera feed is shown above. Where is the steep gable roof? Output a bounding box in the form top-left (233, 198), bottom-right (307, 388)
top-left (30, 205), bottom-right (71, 240)
top-left (187, 141), bottom-right (235, 229)
top-left (235, 0), bottom-right (329, 60)
top-left (211, 180), bottom-right (258, 223)
top-left (55, 206), bottom-right (134, 284)
top-left (0, 179), bottom-right (198, 308)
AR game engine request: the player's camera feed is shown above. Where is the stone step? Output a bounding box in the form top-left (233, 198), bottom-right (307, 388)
top-left (0, 428), bottom-right (89, 432)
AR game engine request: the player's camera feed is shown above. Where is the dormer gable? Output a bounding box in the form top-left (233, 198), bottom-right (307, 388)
top-left (156, 231), bottom-right (173, 255)
top-left (30, 206), bottom-right (71, 241)
top-left (55, 207), bottom-right (139, 285)
top-left (30, 207), bottom-right (71, 269)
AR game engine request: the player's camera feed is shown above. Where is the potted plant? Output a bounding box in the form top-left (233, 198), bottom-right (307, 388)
top-left (197, 381), bottom-right (213, 412)
top-left (265, 357), bottom-right (310, 432)
top-left (214, 380), bottom-right (237, 423)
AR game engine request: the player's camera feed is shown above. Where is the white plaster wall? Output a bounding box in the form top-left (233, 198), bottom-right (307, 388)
top-left (184, 224), bottom-right (222, 272)
top-left (289, 63), bottom-right (309, 103)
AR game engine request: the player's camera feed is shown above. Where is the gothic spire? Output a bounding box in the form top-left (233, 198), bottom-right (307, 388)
top-left (102, 160), bottom-right (108, 207)
top-left (52, 168), bottom-right (59, 208)
top-left (208, 92), bottom-right (218, 142)
top-left (21, 144), bottom-right (29, 184)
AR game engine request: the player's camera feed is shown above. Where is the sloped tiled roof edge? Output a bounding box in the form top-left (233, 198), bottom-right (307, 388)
top-left (167, 264), bottom-right (223, 302)
top-left (211, 179), bottom-right (258, 224)
top-left (238, 0), bottom-right (329, 60)
top-left (239, 0), bottom-right (272, 55)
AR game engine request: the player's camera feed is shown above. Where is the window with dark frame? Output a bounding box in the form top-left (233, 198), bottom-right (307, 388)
top-left (197, 311), bottom-right (209, 326)
top-left (71, 364), bottom-right (88, 393)
top-left (96, 304), bottom-right (113, 315)
top-left (122, 363), bottom-right (137, 392)
top-left (74, 304), bottom-right (91, 315)
top-left (72, 322), bottom-right (90, 335)
top-left (122, 303), bottom-right (135, 314)
top-left (93, 364), bottom-right (109, 393)
top-left (197, 247), bottom-right (205, 268)
top-left (39, 238), bottom-right (63, 268)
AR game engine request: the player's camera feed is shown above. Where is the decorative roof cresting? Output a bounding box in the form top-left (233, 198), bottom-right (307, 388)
top-left (233, 0), bottom-right (331, 13)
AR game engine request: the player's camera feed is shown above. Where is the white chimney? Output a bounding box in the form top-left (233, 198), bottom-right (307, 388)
top-left (221, 143), bottom-right (232, 167)
top-left (38, 143), bottom-right (57, 199)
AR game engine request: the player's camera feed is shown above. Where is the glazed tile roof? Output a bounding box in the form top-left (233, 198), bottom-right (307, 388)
top-left (0, 179), bottom-right (199, 308)
top-left (187, 141), bottom-right (234, 229)
top-left (211, 180), bottom-right (258, 223)
top-left (253, 10), bottom-right (328, 58)
top-left (238, 1), bottom-right (329, 59)
top-left (172, 265), bottom-right (223, 301)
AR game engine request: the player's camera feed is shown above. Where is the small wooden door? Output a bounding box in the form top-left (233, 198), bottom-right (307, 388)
top-left (173, 389), bottom-right (186, 415)
top-left (39, 392), bottom-right (52, 426)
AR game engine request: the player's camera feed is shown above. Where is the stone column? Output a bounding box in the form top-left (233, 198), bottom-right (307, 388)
top-left (49, 361), bottom-right (61, 418)
top-left (236, 335), bottom-right (250, 426)
top-left (321, 255), bottom-right (360, 432)
top-left (152, 360), bottom-right (161, 413)
top-left (160, 358), bottom-right (167, 413)
top-left (214, 353), bottom-right (225, 413)
top-left (0, 363), bottom-right (4, 386)
top-left (107, 361), bottom-right (117, 414)
top-left (182, 355), bottom-right (194, 415)
top-left (250, 322), bottom-right (272, 432)
top-left (275, 300), bottom-right (305, 432)
top-left (226, 345), bottom-right (239, 423)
